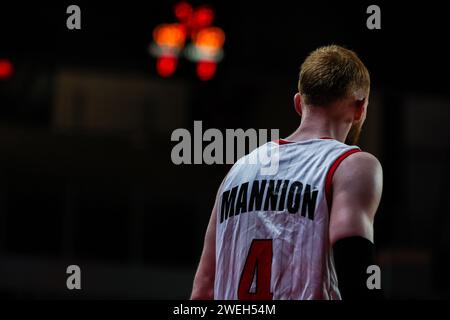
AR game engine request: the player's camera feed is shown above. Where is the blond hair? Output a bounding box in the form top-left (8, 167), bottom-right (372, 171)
top-left (299, 45), bottom-right (370, 106)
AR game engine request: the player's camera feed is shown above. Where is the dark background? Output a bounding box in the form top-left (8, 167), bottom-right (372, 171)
top-left (0, 0), bottom-right (449, 299)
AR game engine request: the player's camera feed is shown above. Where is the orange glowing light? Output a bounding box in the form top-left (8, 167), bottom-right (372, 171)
top-left (194, 27), bottom-right (225, 49)
top-left (157, 56), bottom-right (178, 77)
top-left (153, 23), bottom-right (187, 48)
top-left (0, 59), bottom-right (13, 79)
top-left (196, 61), bottom-right (217, 81)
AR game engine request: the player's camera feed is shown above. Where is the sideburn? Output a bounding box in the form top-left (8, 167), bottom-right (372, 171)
top-left (345, 122), bottom-right (363, 145)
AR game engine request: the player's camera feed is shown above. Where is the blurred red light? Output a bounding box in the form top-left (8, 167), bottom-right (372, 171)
top-left (156, 56), bottom-right (178, 77)
top-left (196, 61), bottom-right (216, 81)
top-left (0, 59), bottom-right (13, 79)
top-left (152, 3), bottom-right (222, 80)
top-left (175, 2), bottom-right (193, 22)
top-left (193, 6), bottom-right (215, 29)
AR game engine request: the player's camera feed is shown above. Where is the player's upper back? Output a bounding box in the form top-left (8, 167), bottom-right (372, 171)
top-left (218, 138), bottom-right (359, 223)
top-left (214, 138), bottom-right (360, 300)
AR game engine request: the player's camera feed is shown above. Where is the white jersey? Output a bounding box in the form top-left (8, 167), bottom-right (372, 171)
top-left (214, 138), bottom-right (360, 300)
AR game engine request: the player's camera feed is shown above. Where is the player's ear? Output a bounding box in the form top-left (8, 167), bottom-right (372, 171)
top-left (294, 93), bottom-right (302, 116)
top-left (353, 98), bottom-right (366, 122)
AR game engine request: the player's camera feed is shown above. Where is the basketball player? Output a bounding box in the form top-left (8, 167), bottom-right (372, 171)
top-left (190, 45), bottom-right (383, 300)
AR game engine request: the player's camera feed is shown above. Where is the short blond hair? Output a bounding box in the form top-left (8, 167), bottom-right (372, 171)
top-left (299, 45), bottom-right (370, 106)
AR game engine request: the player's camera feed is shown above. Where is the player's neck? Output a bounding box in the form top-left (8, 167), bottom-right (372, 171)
top-left (286, 117), bottom-right (349, 143)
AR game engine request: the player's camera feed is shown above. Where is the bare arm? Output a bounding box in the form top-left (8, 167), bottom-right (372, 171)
top-left (190, 200), bottom-right (217, 300)
top-left (329, 151), bottom-right (383, 246)
top-left (329, 151), bottom-right (383, 299)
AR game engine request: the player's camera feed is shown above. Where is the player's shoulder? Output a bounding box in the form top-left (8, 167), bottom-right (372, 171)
top-left (336, 150), bottom-right (382, 182)
top-left (343, 150), bottom-right (381, 169)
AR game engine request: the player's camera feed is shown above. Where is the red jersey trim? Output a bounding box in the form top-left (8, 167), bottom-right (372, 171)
top-left (275, 139), bottom-right (292, 145)
top-left (274, 137), bottom-right (336, 145)
top-left (325, 148), bottom-right (361, 210)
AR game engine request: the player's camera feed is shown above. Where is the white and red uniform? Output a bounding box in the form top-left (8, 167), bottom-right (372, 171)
top-left (214, 138), bottom-right (360, 300)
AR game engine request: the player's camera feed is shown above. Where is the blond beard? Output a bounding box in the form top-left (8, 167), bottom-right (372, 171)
top-left (345, 121), bottom-right (363, 145)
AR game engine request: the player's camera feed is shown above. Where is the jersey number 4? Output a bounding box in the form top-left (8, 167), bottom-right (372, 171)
top-left (238, 239), bottom-right (273, 300)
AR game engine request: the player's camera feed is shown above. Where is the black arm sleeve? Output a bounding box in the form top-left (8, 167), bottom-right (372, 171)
top-left (333, 236), bottom-right (384, 300)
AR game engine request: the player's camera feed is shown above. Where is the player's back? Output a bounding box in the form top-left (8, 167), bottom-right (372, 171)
top-left (214, 138), bottom-right (360, 300)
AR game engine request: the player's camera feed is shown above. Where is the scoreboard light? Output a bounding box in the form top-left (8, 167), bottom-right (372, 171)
top-left (149, 2), bottom-right (225, 80)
